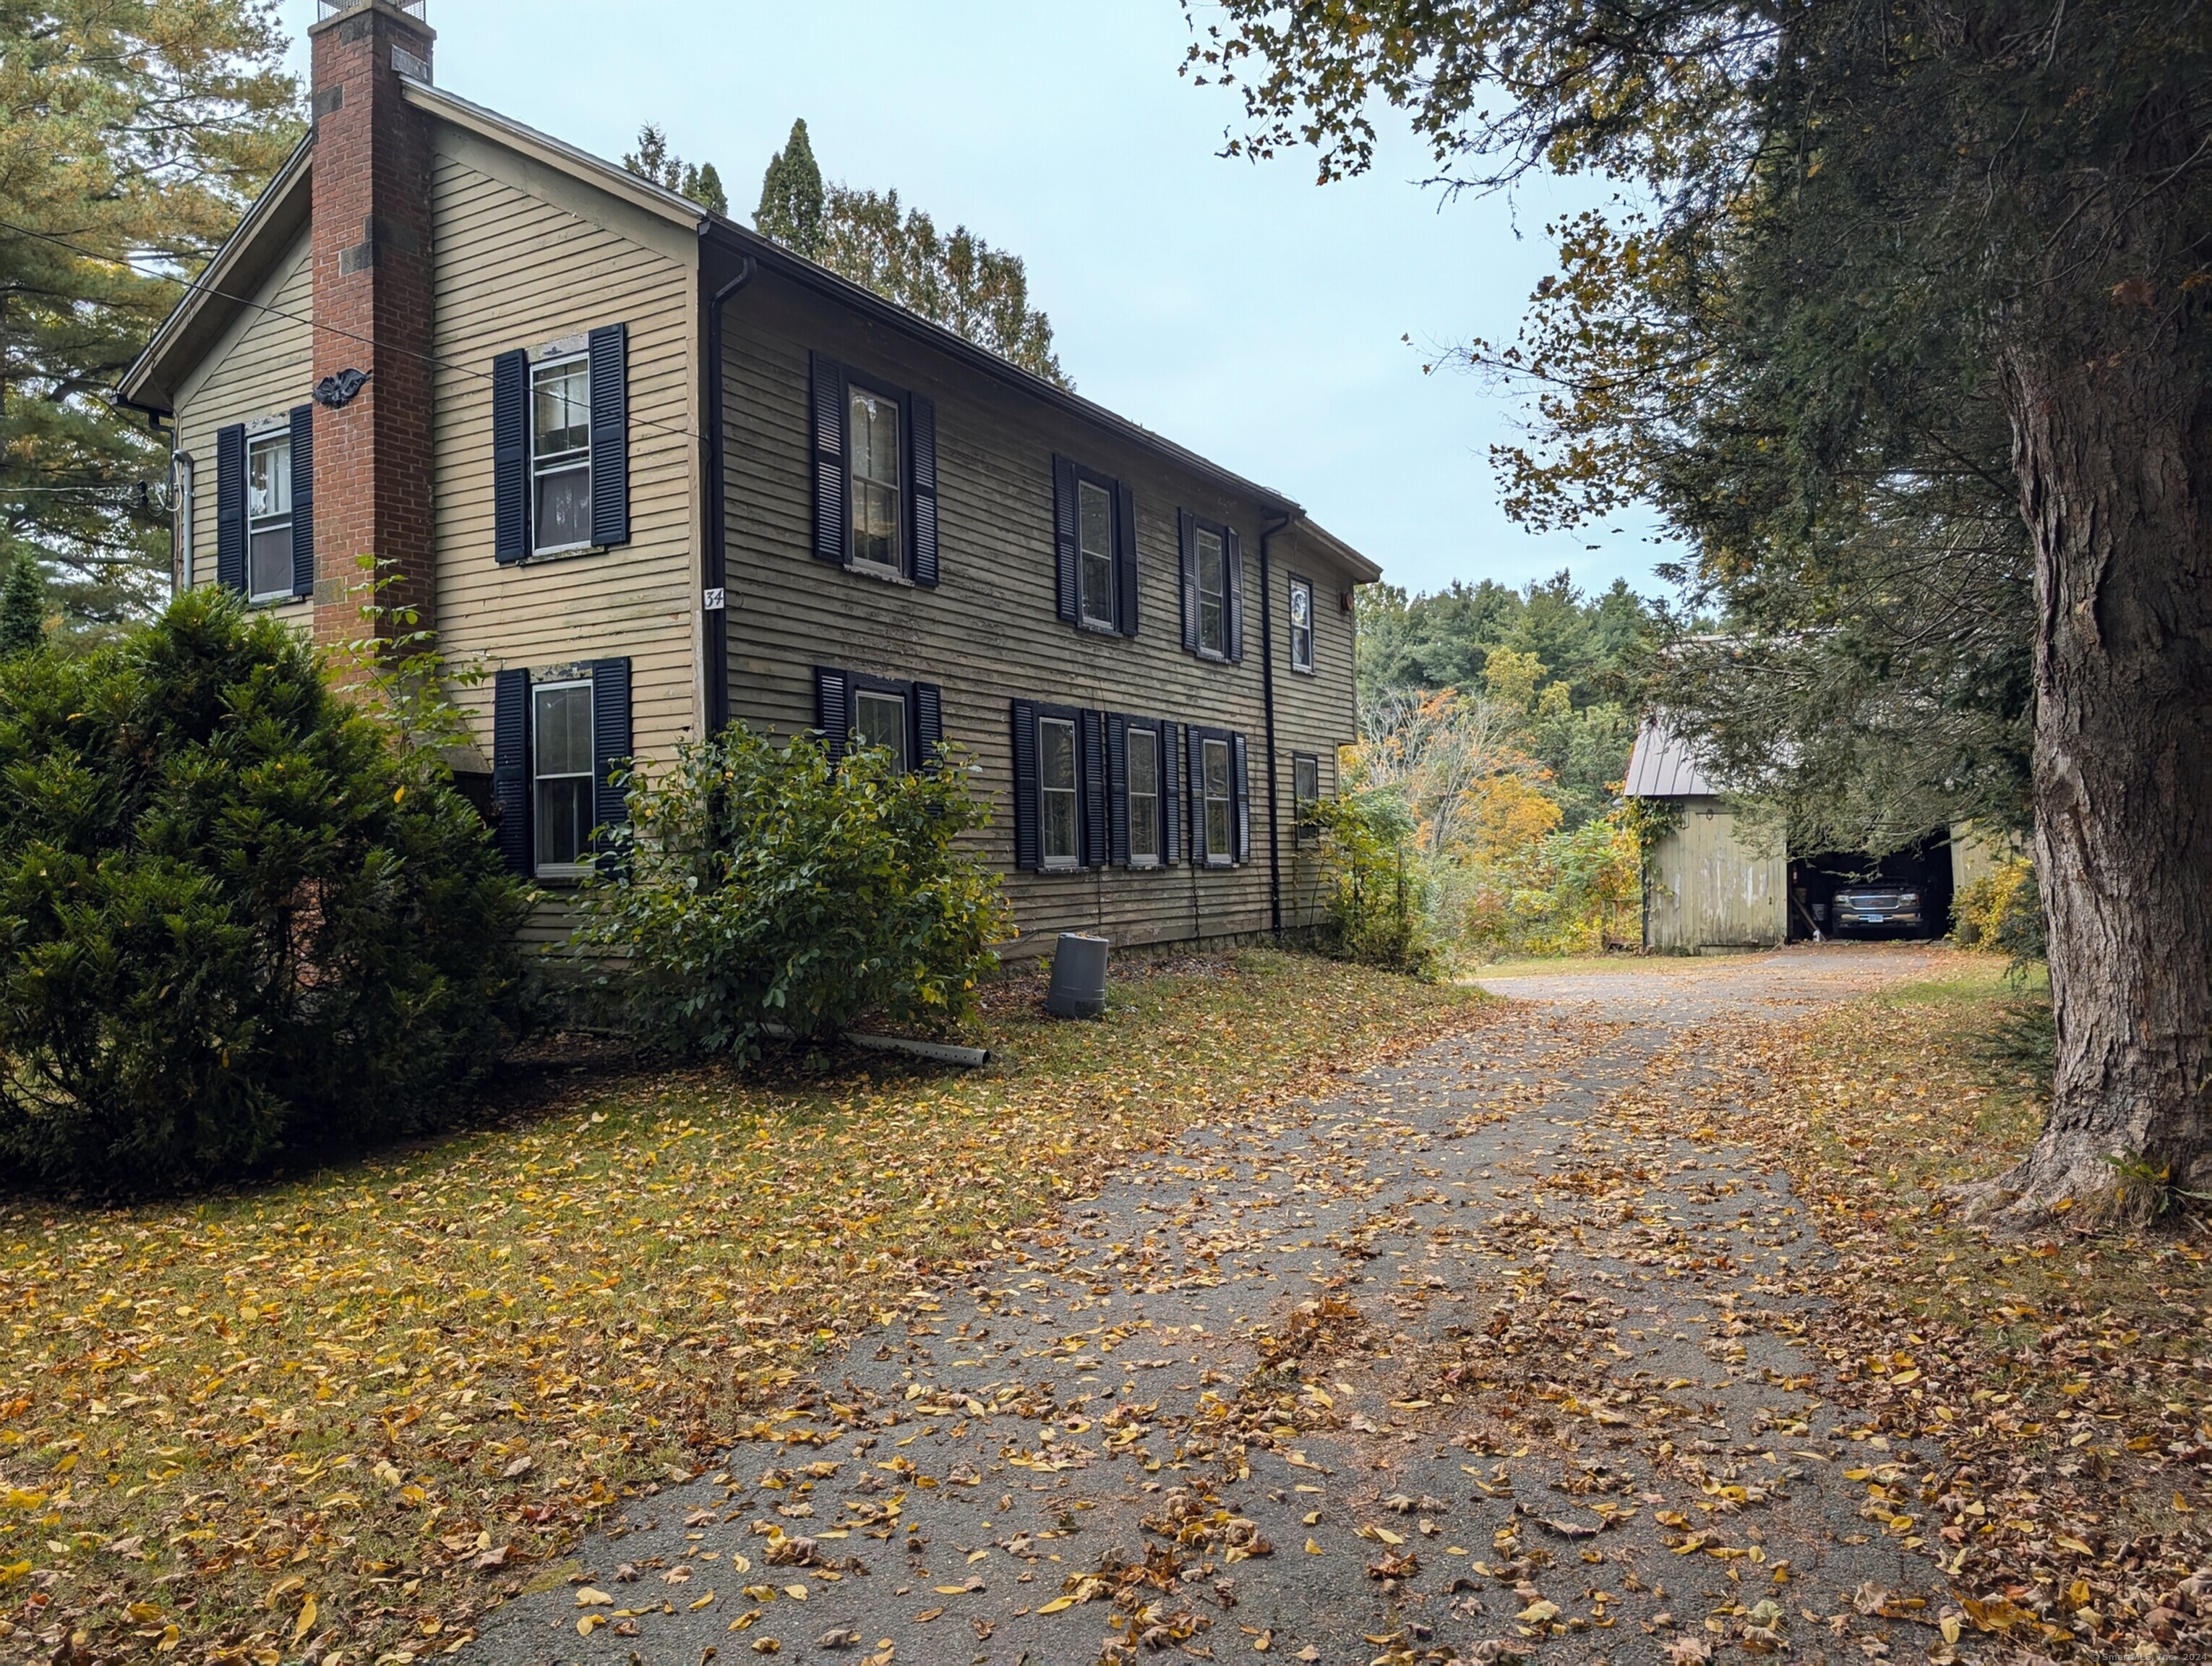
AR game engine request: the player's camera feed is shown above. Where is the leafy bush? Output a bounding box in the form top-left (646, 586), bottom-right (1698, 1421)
top-left (0, 590), bottom-right (529, 1191)
top-left (1954, 855), bottom-right (2044, 962)
top-left (573, 724), bottom-right (1010, 1054)
top-left (1310, 790), bottom-right (1440, 978)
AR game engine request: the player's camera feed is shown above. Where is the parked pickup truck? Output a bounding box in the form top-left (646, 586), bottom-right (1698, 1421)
top-left (1832, 884), bottom-right (1926, 935)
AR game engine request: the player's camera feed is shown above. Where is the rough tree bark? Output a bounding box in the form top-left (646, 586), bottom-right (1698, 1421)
top-left (1994, 296), bottom-right (2212, 1218)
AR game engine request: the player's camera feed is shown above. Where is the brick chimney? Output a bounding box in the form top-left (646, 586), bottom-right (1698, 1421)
top-left (307, 0), bottom-right (437, 653)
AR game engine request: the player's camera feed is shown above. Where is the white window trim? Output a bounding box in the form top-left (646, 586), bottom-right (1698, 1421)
top-left (531, 675), bottom-right (596, 880)
top-left (173, 452), bottom-right (196, 591)
top-left (852, 687), bottom-right (912, 772)
top-left (847, 385), bottom-right (904, 578)
top-left (1037, 713), bottom-right (1081, 872)
top-left (1200, 735), bottom-right (1235, 867)
top-left (1125, 725), bottom-right (1162, 868)
top-left (245, 429), bottom-right (294, 606)
top-left (1195, 526), bottom-right (1229, 659)
top-left (530, 351), bottom-right (594, 559)
top-left (1288, 575), bottom-right (1316, 673)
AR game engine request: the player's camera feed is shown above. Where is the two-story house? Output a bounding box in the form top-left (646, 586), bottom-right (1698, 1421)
top-left (118, 0), bottom-right (1379, 956)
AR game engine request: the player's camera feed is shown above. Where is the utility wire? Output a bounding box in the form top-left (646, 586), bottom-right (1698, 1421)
top-left (0, 214), bottom-right (712, 450)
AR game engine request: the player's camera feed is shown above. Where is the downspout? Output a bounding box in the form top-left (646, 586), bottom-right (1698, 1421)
top-left (701, 246), bottom-right (758, 735)
top-left (1259, 510), bottom-right (1295, 936)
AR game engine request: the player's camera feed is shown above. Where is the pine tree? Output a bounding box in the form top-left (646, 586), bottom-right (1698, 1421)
top-left (754, 118), bottom-right (826, 259)
top-left (0, 555), bottom-right (46, 656)
top-left (622, 124), bottom-right (726, 215)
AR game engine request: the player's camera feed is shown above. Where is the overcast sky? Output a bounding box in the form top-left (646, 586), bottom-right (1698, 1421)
top-left (278, 0), bottom-right (1676, 602)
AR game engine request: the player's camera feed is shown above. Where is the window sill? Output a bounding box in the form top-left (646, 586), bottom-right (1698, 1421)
top-left (533, 868), bottom-right (591, 887)
top-left (1038, 861), bottom-right (1083, 875)
top-left (520, 542), bottom-right (604, 566)
top-left (249, 591), bottom-right (303, 609)
top-left (1191, 648), bottom-right (1232, 665)
top-left (1076, 616), bottom-right (1120, 636)
top-left (846, 560), bottom-right (914, 587)
top-left (1126, 858), bottom-right (1163, 871)
top-left (1290, 662), bottom-right (1316, 675)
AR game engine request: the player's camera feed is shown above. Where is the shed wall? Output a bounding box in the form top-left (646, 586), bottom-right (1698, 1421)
top-left (1642, 803), bottom-right (1787, 951)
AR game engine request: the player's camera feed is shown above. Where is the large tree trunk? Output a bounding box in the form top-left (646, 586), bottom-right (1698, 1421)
top-left (1995, 306), bottom-right (2212, 1221)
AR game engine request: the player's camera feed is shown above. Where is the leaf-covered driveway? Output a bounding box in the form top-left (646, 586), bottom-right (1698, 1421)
top-left (469, 946), bottom-right (2013, 1666)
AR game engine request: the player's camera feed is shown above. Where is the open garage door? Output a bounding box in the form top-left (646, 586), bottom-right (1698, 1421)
top-left (1786, 838), bottom-right (1956, 941)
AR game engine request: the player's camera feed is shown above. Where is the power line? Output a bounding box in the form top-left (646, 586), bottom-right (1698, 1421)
top-left (0, 215), bottom-right (711, 450)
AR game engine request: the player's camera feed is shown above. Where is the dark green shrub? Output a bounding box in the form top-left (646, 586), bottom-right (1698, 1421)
top-left (0, 589), bottom-right (528, 1190)
top-left (573, 724), bottom-right (1010, 1054)
top-left (1311, 790), bottom-right (1440, 978)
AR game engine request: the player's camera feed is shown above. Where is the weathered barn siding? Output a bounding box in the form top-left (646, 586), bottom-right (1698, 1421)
top-left (1642, 803), bottom-right (1786, 951)
top-left (424, 119), bottom-right (700, 944)
top-left (171, 230), bottom-right (315, 633)
top-left (1950, 822), bottom-right (2025, 892)
top-left (717, 273), bottom-right (1366, 954)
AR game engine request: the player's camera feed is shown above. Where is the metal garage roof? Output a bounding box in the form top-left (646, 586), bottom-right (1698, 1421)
top-left (1623, 719), bottom-right (1723, 798)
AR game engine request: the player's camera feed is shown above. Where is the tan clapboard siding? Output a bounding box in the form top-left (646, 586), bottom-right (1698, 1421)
top-left (719, 275), bottom-right (1371, 954)
top-left (170, 230), bottom-right (314, 631)
top-left (427, 133), bottom-right (700, 777)
top-left (1271, 527), bottom-right (1363, 932)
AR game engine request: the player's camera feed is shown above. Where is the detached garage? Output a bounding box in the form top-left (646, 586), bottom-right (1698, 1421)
top-left (1624, 721), bottom-right (2007, 952)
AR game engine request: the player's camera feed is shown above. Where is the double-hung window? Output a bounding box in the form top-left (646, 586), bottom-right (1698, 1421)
top-left (1201, 736), bottom-right (1233, 864)
top-left (854, 685), bottom-right (910, 770)
top-left (1126, 725), bottom-right (1161, 865)
top-left (849, 386), bottom-right (902, 573)
top-left (1289, 576), bottom-right (1315, 672)
top-left (1293, 752), bottom-right (1321, 845)
top-left (246, 431), bottom-right (293, 602)
top-left (1039, 714), bottom-right (1079, 869)
top-left (532, 678), bottom-right (596, 876)
top-left (531, 355), bottom-right (593, 555)
top-left (1196, 527), bottom-right (1227, 656)
top-left (1077, 479), bottom-right (1115, 628)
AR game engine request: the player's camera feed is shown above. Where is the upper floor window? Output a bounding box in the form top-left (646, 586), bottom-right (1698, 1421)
top-left (532, 678), bottom-right (596, 876)
top-left (1039, 714), bottom-right (1079, 869)
top-left (1196, 527), bottom-right (1227, 656)
top-left (1078, 479), bottom-right (1115, 628)
top-left (849, 387), bottom-right (902, 573)
top-left (531, 356), bottom-right (592, 554)
top-left (1289, 576), bottom-right (1315, 672)
top-left (246, 431), bottom-right (293, 602)
top-left (1126, 723), bottom-right (1162, 865)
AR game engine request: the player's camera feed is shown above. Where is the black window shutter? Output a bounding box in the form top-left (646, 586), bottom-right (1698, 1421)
top-left (909, 394), bottom-right (939, 587)
top-left (1010, 699), bottom-right (1039, 871)
top-left (1107, 712), bottom-right (1130, 867)
top-left (288, 405), bottom-right (315, 599)
top-left (814, 666), bottom-right (851, 761)
top-left (588, 324), bottom-right (630, 547)
top-left (1177, 509), bottom-right (1199, 652)
top-left (1159, 719), bottom-right (1180, 865)
top-left (1080, 708), bottom-right (1107, 868)
top-left (810, 351), bottom-right (848, 565)
top-left (215, 423), bottom-right (247, 594)
top-left (589, 658), bottom-right (633, 845)
top-left (492, 668), bottom-right (532, 875)
top-left (492, 349), bottom-right (530, 563)
top-left (1225, 527), bottom-right (1246, 662)
top-left (1051, 455), bottom-right (1079, 621)
top-left (1233, 732), bottom-right (1251, 863)
top-left (913, 680), bottom-right (944, 766)
top-left (1186, 724), bottom-right (1206, 860)
top-left (1113, 482), bottom-right (1138, 637)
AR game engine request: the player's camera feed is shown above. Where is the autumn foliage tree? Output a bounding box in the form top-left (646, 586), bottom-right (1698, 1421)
top-left (1188, 0), bottom-right (2212, 1219)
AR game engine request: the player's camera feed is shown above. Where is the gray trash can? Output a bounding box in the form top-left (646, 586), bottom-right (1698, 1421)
top-left (1045, 931), bottom-right (1109, 1019)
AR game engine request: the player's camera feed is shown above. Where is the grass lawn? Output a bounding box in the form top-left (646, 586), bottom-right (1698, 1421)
top-left (0, 949), bottom-right (1484, 1666)
top-left (1621, 951), bottom-right (2211, 1657)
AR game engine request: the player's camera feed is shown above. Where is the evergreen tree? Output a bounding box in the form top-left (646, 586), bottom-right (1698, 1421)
top-left (0, 555), bottom-right (43, 656)
top-left (0, 1), bottom-right (300, 631)
top-left (622, 123), bottom-right (727, 216)
top-left (754, 117), bottom-right (826, 258)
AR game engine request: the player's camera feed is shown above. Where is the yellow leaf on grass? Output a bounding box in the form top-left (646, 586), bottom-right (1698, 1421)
top-left (293, 1594), bottom-right (318, 1641)
top-left (2175, 1492), bottom-right (2195, 1513)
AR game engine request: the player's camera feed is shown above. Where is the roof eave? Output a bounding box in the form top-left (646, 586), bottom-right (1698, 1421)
top-left (117, 133), bottom-right (316, 414)
top-left (700, 218), bottom-right (1310, 523)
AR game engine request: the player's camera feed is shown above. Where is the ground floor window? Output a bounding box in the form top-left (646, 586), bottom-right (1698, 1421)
top-left (1039, 714), bottom-right (1079, 868)
top-left (1127, 725), bottom-right (1161, 864)
top-left (854, 686), bottom-right (909, 770)
top-left (1293, 752), bottom-right (1321, 846)
top-left (532, 678), bottom-right (595, 875)
top-left (1201, 736), bottom-right (1233, 865)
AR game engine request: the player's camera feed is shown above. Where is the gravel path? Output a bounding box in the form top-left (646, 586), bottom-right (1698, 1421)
top-left (469, 944), bottom-right (1957, 1666)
